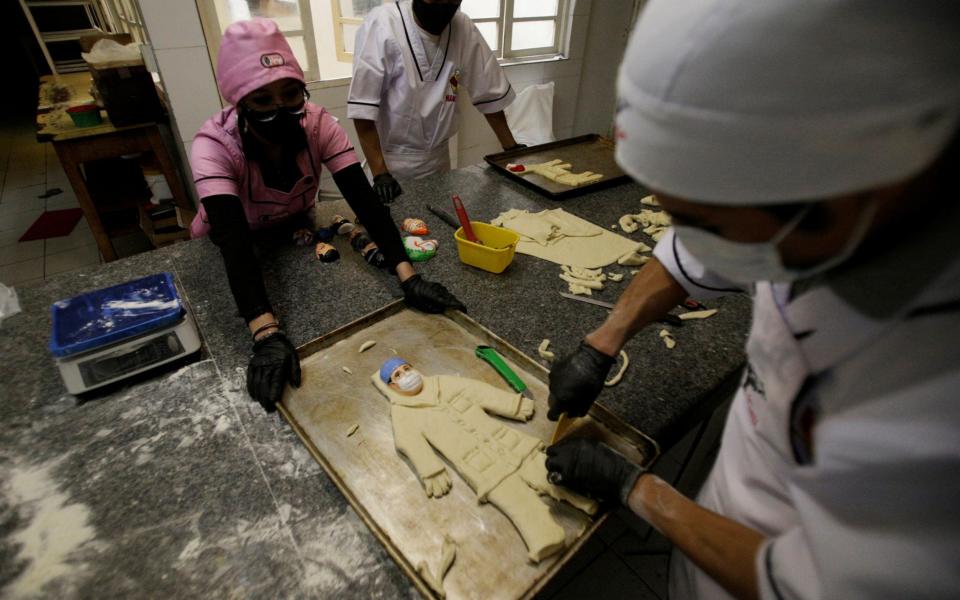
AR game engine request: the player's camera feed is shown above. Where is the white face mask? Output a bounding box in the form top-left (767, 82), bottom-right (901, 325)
top-left (674, 201), bottom-right (877, 284)
top-left (395, 370), bottom-right (423, 393)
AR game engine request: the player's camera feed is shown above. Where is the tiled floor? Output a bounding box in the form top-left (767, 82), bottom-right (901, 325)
top-left (0, 120), bottom-right (101, 288)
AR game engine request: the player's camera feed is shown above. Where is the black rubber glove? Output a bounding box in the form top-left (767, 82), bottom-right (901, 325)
top-left (401, 274), bottom-right (467, 314)
top-left (372, 172), bottom-right (403, 204)
top-left (546, 438), bottom-right (644, 505)
top-left (547, 341), bottom-right (616, 420)
top-left (247, 331), bottom-right (301, 413)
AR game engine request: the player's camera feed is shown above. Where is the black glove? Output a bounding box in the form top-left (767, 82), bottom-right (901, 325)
top-left (247, 331), bottom-right (301, 413)
top-left (373, 172), bottom-right (403, 204)
top-left (401, 274), bottom-right (467, 314)
top-left (546, 438), bottom-right (644, 505)
top-left (547, 341), bottom-right (615, 420)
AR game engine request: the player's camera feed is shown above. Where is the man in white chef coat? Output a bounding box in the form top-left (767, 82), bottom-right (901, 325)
top-left (348, 0), bottom-right (523, 203)
top-left (544, 1), bottom-right (960, 599)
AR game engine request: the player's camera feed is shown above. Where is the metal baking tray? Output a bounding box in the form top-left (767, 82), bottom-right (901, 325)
top-left (280, 302), bottom-right (658, 599)
top-left (484, 134), bottom-right (630, 200)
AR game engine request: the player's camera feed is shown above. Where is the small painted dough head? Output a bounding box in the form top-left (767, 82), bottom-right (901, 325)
top-left (380, 357), bottom-right (424, 395)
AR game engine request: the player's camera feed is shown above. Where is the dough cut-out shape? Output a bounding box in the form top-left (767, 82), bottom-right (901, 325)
top-left (492, 208), bottom-right (641, 268)
top-left (359, 340), bottom-right (377, 353)
top-left (607, 273), bottom-right (624, 282)
top-left (679, 309), bottom-right (718, 320)
top-left (522, 159), bottom-right (604, 187)
top-left (641, 195), bottom-right (659, 206)
top-left (342, 366), bottom-right (353, 374)
top-left (372, 372), bottom-right (598, 562)
top-left (538, 339), bottom-right (556, 361)
top-left (604, 350), bottom-right (630, 387)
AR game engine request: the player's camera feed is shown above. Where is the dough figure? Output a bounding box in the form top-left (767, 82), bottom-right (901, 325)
top-left (373, 358), bottom-right (598, 562)
top-left (522, 159), bottom-right (603, 187)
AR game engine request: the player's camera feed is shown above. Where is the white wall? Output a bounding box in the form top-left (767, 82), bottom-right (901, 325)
top-left (139, 0), bottom-right (223, 204)
top-left (137, 0), bottom-right (631, 202)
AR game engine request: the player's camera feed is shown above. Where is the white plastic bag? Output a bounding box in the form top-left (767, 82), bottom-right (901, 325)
top-left (504, 81), bottom-right (556, 146)
top-left (0, 283), bottom-right (22, 325)
top-left (81, 39), bottom-right (143, 68)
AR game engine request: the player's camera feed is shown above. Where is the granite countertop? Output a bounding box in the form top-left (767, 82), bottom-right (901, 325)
top-left (0, 163), bottom-right (750, 597)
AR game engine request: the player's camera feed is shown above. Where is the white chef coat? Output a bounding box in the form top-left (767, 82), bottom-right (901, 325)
top-left (347, 0), bottom-right (515, 179)
top-left (651, 205), bottom-right (960, 599)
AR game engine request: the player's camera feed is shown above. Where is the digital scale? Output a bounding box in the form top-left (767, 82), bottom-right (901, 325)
top-left (49, 273), bottom-right (202, 394)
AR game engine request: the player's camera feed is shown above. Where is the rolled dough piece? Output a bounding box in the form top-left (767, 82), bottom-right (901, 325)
top-left (618, 214), bottom-right (640, 233)
top-left (538, 339), bottom-right (556, 361)
top-left (604, 350), bottom-right (629, 387)
top-left (492, 208), bottom-right (641, 268)
top-left (358, 340), bottom-right (377, 353)
top-left (679, 308), bottom-right (719, 320)
top-left (342, 366), bottom-right (353, 374)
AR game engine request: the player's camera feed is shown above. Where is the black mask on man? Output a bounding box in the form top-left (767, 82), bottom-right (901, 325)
top-left (412, 0), bottom-right (460, 35)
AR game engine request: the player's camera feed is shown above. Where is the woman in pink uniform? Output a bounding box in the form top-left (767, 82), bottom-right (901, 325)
top-left (190, 19), bottom-right (464, 413)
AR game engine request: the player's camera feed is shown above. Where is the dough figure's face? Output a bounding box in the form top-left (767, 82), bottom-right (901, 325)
top-left (389, 364), bottom-right (424, 395)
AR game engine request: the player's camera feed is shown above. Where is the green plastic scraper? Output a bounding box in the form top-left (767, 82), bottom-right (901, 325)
top-left (475, 345), bottom-right (533, 399)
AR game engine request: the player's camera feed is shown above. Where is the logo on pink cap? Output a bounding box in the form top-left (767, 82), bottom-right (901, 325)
top-left (260, 53), bottom-right (285, 68)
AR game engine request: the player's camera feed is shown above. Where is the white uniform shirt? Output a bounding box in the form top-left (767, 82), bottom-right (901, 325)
top-left (348, 0), bottom-right (515, 178)
top-left (653, 206), bottom-right (960, 599)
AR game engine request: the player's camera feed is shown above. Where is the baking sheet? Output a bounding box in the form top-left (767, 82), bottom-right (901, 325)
top-left (281, 303), bottom-right (658, 599)
top-left (484, 134), bottom-right (630, 200)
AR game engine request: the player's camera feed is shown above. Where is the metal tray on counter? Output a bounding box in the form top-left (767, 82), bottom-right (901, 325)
top-left (280, 302), bottom-right (658, 599)
top-left (484, 134), bottom-right (630, 200)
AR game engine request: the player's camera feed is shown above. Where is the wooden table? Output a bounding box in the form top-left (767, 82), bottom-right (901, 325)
top-left (36, 72), bottom-right (193, 262)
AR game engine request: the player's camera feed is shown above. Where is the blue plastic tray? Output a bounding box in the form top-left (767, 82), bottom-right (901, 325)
top-left (49, 273), bottom-right (185, 358)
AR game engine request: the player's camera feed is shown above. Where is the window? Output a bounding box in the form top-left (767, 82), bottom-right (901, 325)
top-left (198, 0), bottom-right (570, 82)
top-left (199, 0), bottom-right (319, 78)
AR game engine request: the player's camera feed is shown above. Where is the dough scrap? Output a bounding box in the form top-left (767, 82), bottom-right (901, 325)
top-left (641, 194), bottom-right (660, 206)
top-left (417, 535), bottom-right (458, 598)
top-left (346, 424), bottom-right (359, 437)
top-left (568, 283), bottom-right (593, 296)
top-left (560, 272), bottom-right (604, 289)
top-left (358, 340), bottom-right (377, 353)
top-left (342, 366), bottom-right (353, 374)
top-left (562, 265), bottom-right (605, 281)
top-left (679, 309), bottom-right (718, 320)
top-left (538, 339), bottom-right (556, 361)
top-left (604, 350), bottom-right (630, 387)
top-left (607, 272), bottom-right (624, 282)
top-left (659, 329), bottom-right (677, 349)
top-left (522, 159), bottom-right (604, 187)
top-left (617, 252), bottom-right (651, 266)
top-left (492, 208), bottom-right (641, 268)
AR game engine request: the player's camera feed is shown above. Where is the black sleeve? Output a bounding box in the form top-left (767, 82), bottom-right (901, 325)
top-left (331, 163), bottom-right (409, 270)
top-left (201, 194), bottom-right (274, 324)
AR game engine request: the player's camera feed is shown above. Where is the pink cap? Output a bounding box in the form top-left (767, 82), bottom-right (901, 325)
top-left (216, 18), bottom-right (304, 105)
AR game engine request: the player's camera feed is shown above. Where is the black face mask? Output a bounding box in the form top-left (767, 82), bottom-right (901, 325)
top-left (412, 0), bottom-right (460, 35)
top-left (244, 109), bottom-right (306, 145)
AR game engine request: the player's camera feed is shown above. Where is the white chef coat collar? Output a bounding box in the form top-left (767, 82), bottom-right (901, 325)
top-left (396, 0), bottom-right (452, 82)
top-left (782, 202), bottom-right (960, 373)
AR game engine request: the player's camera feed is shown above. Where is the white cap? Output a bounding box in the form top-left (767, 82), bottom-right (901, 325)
top-left (614, 1), bottom-right (960, 205)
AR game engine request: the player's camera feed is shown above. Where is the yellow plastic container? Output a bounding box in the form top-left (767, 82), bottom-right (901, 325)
top-left (454, 222), bottom-right (520, 274)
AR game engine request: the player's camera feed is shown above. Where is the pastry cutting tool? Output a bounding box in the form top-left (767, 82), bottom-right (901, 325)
top-left (559, 292), bottom-right (682, 326)
top-left (475, 345), bottom-right (533, 399)
top-left (550, 412), bottom-right (579, 444)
